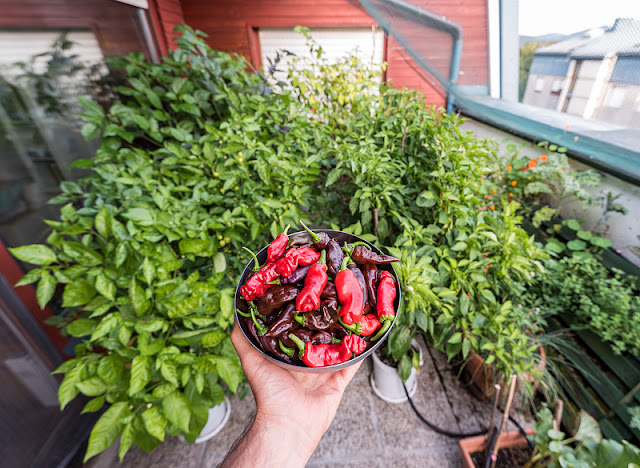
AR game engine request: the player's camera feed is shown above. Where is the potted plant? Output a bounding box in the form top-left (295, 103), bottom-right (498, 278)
top-left (370, 338), bottom-right (423, 403)
top-left (9, 25), bottom-right (331, 462)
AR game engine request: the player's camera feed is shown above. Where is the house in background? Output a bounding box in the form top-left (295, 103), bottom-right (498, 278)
top-left (523, 18), bottom-right (640, 129)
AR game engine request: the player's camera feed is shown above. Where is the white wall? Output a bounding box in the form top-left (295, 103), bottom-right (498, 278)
top-left (461, 118), bottom-right (640, 266)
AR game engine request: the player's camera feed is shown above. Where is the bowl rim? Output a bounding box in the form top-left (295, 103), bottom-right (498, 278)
top-left (233, 228), bottom-right (401, 373)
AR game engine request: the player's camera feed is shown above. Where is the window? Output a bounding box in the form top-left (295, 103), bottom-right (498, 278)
top-left (607, 87), bottom-right (627, 107)
top-left (534, 77), bottom-right (545, 92)
top-left (551, 78), bottom-right (564, 94)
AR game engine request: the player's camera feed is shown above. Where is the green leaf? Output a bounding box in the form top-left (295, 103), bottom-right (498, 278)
top-left (76, 377), bottom-right (109, 396)
top-left (325, 168), bottom-right (342, 187)
top-left (480, 290), bottom-right (496, 303)
top-left (397, 354), bottom-right (412, 382)
top-left (58, 363), bottom-right (85, 410)
top-left (119, 423), bottom-right (135, 462)
top-left (142, 406), bottom-right (167, 442)
top-left (129, 355), bottom-right (153, 395)
top-left (82, 122), bottom-right (101, 141)
top-left (388, 326), bottom-right (412, 362)
top-left (573, 410), bottom-right (602, 442)
top-left (15, 268), bottom-right (42, 286)
top-left (416, 192), bottom-right (437, 208)
top-left (141, 257), bottom-right (156, 284)
top-left (566, 219), bottom-right (580, 231)
top-left (179, 238), bottom-right (209, 254)
top-left (162, 391), bottom-right (191, 433)
top-left (98, 355), bottom-right (124, 383)
top-left (123, 208), bottom-right (155, 226)
top-left (213, 252), bottom-right (226, 273)
top-left (96, 273), bottom-right (116, 301)
top-left (115, 243), bottom-right (128, 268)
top-left (216, 356), bottom-right (244, 393)
top-left (129, 278), bottom-right (150, 315)
top-left (202, 331), bottom-right (226, 348)
top-left (62, 242), bottom-right (103, 266)
top-left (62, 279), bottom-right (96, 307)
top-left (36, 270), bottom-right (57, 309)
top-left (91, 314), bottom-right (121, 341)
top-left (220, 291), bottom-right (234, 320)
top-left (567, 239), bottom-right (587, 251)
top-left (84, 402), bottom-right (129, 462)
top-left (448, 332), bottom-right (462, 344)
top-left (95, 208), bottom-right (111, 237)
top-left (9, 245), bottom-right (57, 265)
top-left (462, 338), bottom-right (471, 359)
top-left (66, 318), bottom-right (96, 337)
top-left (81, 396), bottom-right (105, 414)
top-left (590, 236), bottom-right (613, 249)
top-left (451, 242), bottom-right (467, 252)
top-left (78, 95), bottom-right (104, 118)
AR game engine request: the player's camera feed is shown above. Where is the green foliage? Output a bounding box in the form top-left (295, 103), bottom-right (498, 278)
top-left (526, 406), bottom-right (640, 467)
top-left (630, 406), bottom-right (640, 431)
top-left (523, 255), bottom-right (640, 355)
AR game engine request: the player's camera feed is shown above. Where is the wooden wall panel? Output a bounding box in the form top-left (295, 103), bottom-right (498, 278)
top-left (0, 0), bottom-right (149, 58)
top-left (180, 0), bottom-right (488, 106)
top-left (149, 0), bottom-right (185, 53)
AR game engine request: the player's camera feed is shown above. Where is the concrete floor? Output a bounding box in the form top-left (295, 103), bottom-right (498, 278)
top-left (88, 339), bottom-right (530, 468)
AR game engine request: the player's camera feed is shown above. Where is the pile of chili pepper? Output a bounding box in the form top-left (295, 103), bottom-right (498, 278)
top-left (236, 221), bottom-right (399, 368)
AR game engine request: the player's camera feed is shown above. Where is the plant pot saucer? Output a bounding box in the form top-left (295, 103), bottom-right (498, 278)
top-left (369, 372), bottom-right (418, 403)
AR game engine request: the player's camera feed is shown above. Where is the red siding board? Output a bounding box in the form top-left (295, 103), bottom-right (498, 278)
top-left (180, 0), bottom-right (487, 105)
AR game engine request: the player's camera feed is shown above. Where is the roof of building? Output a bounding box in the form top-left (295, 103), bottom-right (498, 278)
top-left (535, 18), bottom-right (640, 59)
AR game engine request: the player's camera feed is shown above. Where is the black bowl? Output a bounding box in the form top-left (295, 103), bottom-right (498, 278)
top-left (234, 229), bottom-right (401, 373)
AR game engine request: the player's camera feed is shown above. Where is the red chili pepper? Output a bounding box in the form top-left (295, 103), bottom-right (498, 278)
top-left (275, 247), bottom-right (321, 277)
top-left (371, 271), bottom-right (396, 341)
top-left (241, 262), bottom-right (280, 301)
top-left (338, 314), bottom-right (381, 336)
top-left (295, 250), bottom-right (327, 312)
top-left (267, 225), bottom-right (290, 263)
top-left (288, 333), bottom-right (366, 367)
top-left (335, 256), bottom-right (364, 325)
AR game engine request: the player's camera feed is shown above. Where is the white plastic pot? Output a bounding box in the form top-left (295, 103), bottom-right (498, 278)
top-left (370, 338), bottom-right (424, 404)
top-left (190, 396), bottom-right (231, 444)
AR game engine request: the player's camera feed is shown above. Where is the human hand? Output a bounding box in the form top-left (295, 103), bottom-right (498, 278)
top-left (224, 320), bottom-right (362, 467)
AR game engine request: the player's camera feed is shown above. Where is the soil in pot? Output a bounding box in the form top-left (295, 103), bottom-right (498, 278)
top-left (470, 446), bottom-right (533, 468)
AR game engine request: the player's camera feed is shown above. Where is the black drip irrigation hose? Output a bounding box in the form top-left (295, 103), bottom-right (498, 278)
top-left (402, 383), bottom-right (535, 449)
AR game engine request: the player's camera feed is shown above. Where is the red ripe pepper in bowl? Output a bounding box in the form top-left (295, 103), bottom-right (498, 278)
top-left (267, 225), bottom-right (290, 263)
top-left (295, 250), bottom-right (328, 312)
top-left (335, 256), bottom-right (364, 325)
top-left (288, 333), bottom-right (366, 367)
top-left (275, 247), bottom-right (321, 277)
top-left (371, 270), bottom-right (397, 341)
top-left (339, 314), bottom-right (381, 336)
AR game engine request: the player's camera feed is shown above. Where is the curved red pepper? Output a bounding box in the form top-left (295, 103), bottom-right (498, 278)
top-left (241, 262), bottom-right (280, 301)
top-left (371, 270), bottom-right (396, 341)
top-left (267, 225), bottom-right (290, 263)
top-left (275, 247), bottom-right (321, 277)
top-left (360, 314), bottom-right (381, 336)
top-left (295, 250), bottom-right (327, 312)
top-left (288, 333), bottom-right (366, 367)
top-left (335, 257), bottom-right (364, 325)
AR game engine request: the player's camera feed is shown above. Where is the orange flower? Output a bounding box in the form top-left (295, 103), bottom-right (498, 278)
top-left (489, 205), bottom-right (495, 211)
top-left (492, 190), bottom-right (497, 194)
top-left (507, 165), bottom-right (512, 171)
top-left (565, 124), bottom-right (571, 130)
top-left (478, 206), bottom-right (483, 211)
top-left (481, 213), bottom-right (485, 217)
top-left (520, 167), bottom-right (527, 172)
top-left (561, 168), bottom-right (566, 171)
top-left (530, 158), bottom-right (538, 163)
top-left (511, 180), bottom-right (517, 186)
top-left (479, 178), bottom-right (484, 182)
top-left (540, 154), bottom-right (548, 162)
top-left (528, 160), bottom-right (537, 169)
top-left (508, 192), bottom-right (513, 197)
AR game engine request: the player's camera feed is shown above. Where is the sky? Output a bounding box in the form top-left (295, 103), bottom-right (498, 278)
top-left (519, 0), bottom-right (640, 36)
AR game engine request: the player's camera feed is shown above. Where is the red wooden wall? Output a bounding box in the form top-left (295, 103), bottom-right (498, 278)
top-left (149, 0), bottom-right (185, 55)
top-left (177, 0), bottom-right (489, 107)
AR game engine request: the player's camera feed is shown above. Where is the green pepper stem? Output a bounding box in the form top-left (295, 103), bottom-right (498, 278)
top-left (350, 241), bottom-right (371, 249)
top-left (370, 320), bottom-right (392, 342)
top-left (338, 317), bottom-right (362, 335)
top-left (265, 278), bottom-right (280, 285)
top-left (242, 247), bottom-right (261, 271)
top-left (236, 308), bottom-right (251, 318)
top-left (250, 303), bottom-right (268, 336)
top-left (288, 333), bottom-right (306, 358)
top-left (318, 249), bottom-right (327, 266)
top-left (294, 313), bottom-right (305, 326)
top-left (339, 255), bottom-right (351, 271)
top-left (299, 220), bottom-right (321, 243)
top-left (332, 337), bottom-right (341, 344)
top-left (278, 340), bottom-right (294, 357)
top-left (282, 224), bottom-right (290, 236)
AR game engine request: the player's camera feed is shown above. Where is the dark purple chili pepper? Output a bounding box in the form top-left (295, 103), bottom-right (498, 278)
top-left (300, 220), bottom-right (331, 250)
top-left (363, 264), bottom-right (380, 311)
top-left (351, 245), bottom-right (399, 265)
top-left (311, 331), bottom-right (334, 345)
top-left (280, 264), bottom-right (312, 285)
top-left (294, 298), bottom-right (339, 331)
top-left (257, 285), bottom-right (300, 316)
top-left (326, 238), bottom-right (345, 277)
top-left (287, 233), bottom-right (312, 249)
top-left (265, 303), bottom-right (297, 339)
top-left (321, 282), bottom-right (337, 301)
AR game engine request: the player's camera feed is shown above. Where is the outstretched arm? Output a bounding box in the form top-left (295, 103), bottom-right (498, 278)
top-left (221, 322), bottom-right (362, 468)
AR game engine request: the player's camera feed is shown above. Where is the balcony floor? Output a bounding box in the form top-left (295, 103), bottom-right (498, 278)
top-left (87, 339), bottom-right (530, 468)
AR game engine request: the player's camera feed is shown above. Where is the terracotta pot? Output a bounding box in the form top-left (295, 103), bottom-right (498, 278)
top-left (461, 348), bottom-right (546, 401)
top-left (458, 428), bottom-right (535, 468)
